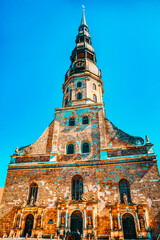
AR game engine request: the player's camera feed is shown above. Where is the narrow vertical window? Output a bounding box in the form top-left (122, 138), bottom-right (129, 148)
top-left (119, 179), bottom-right (131, 204)
top-left (77, 92), bottom-right (82, 100)
top-left (82, 116), bottom-right (89, 125)
top-left (93, 94), bottom-right (97, 102)
top-left (72, 175), bottom-right (83, 200)
top-left (82, 142), bottom-right (90, 153)
top-left (93, 83), bottom-right (96, 90)
top-left (77, 81), bottom-right (82, 88)
top-left (69, 117), bottom-right (75, 126)
top-left (67, 144), bottom-right (75, 154)
top-left (28, 183), bottom-right (38, 205)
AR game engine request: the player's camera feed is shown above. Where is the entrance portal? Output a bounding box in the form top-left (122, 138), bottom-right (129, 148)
top-left (23, 214), bottom-right (34, 237)
top-left (122, 213), bottom-right (137, 239)
top-left (71, 210), bottom-right (83, 234)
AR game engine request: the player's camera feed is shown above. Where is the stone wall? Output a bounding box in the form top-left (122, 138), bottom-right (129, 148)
top-left (0, 157), bottom-right (160, 237)
top-left (0, 187), bottom-right (4, 204)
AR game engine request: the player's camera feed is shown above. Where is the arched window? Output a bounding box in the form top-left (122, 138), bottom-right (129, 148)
top-left (77, 92), bottom-right (82, 100)
top-left (69, 117), bottom-right (75, 126)
top-left (66, 88), bottom-right (69, 93)
top-left (77, 82), bottom-right (82, 88)
top-left (82, 116), bottom-right (89, 125)
top-left (67, 144), bottom-right (75, 154)
top-left (72, 175), bottom-right (83, 200)
top-left (65, 96), bottom-right (68, 106)
top-left (28, 183), bottom-right (38, 205)
top-left (119, 179), bottom-right (131, 204)
top-left (93, 83), bottom-right (96, 90)
top-left (82, 142), bottom-right (90, 153)
top-left (93, 94), bottom-right (97, 102)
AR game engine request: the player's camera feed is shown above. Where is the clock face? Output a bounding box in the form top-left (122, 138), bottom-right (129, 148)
top-left (75, 61), bottom-right (85, 68)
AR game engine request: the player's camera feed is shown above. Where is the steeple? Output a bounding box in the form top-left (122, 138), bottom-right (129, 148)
top-left (80, 6), bottom-right (87, 27)
top-left (62, 8), bottom-right (103, 108)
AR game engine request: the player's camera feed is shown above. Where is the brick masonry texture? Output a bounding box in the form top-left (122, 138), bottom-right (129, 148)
top-left (0, 188), bottom-right (3, 205)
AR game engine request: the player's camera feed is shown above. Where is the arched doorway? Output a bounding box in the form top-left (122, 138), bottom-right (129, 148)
top-left (71, 210), bottom-right (83, 234)
top-left (122, 213), bottom-right (137, 239)
top-left (23, 214), bottom-right (34, 237)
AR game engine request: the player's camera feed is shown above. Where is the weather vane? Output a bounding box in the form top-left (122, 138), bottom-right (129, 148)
top-left (82, 5), bottom-right (85, 12)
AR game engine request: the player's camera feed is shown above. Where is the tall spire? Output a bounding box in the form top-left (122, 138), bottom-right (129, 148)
top-left (81, 5), bottom-right (87, 26)
top-left (62, 8), bottom-right (103, 108)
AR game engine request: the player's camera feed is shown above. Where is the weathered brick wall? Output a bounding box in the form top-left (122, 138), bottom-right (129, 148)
top-left (0, 187), bottom-right (3, 204)
top-left (107, 146), bottom-right (147, 157)
top-left (0, 158), bottom-right (160, 236)
top-left (15, 155), bottom-right (50, 163)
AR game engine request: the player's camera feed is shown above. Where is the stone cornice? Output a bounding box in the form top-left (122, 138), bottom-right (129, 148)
top-left (63, 71), bottom-right (103, 89)
top-left (8, 154), bottom-right (157, 170)
top-left (55, 102), bottom-right (104, 112)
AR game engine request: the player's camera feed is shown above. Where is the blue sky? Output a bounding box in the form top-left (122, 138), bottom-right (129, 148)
top-left (0, 0), bottom-right (160, 187)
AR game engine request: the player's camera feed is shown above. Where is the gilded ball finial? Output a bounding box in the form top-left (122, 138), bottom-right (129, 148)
top-left (82, 5), bottom-right (85, 12)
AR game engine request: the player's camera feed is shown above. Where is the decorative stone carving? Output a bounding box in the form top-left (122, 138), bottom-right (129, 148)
top-left (30, 195), bottom-right (35, 206)
top-left (15, 147), bottom-right (19, 153)
top-left (113, 217), bottom-right (118, 230)
top-left (87, 214), bottom-right (92, 229)
top-left (61, 213), bottom-right (66, 227)
top-left (15, 215), bottom-right (20, 228)
top-left (139, 215), bottom-right (145, 230)
top-left (36, 215), bottom-right (41, 229)
top-left (145, 135), bottom-right (149, 143)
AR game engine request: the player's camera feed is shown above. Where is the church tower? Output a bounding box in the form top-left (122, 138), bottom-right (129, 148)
top-left (63, 9), bottom-right (103, 107)
top-left (0, 9), bottom-right (160, 240)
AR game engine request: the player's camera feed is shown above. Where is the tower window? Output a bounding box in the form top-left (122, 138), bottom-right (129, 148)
top-left (28, 183), bottom-right (38, 205)
top-left (119, 179), bottom-right (131, 204)
top-left (82, 142), bottom-right (90, 153)
top-left (72, 175), bottom-right (83, 200)
top-left (86, 38), bottom-right (89, 44)
top-left (65, 97), bottom-right (68, 106)
top-left (77, 92), bottom-right (82, 100)
top-left (69, 117), bottom-right (75, 126)
top-left (77, 52), bottom-right (85, 59)
top-left (79, 37), bottom-right (84, 42)
top-left (93, 83), bottom-right (96, 90)
top-left (87, 52), bottom-right (93, 61)
top-left (67, 144), bottom-right (75, 154)
top-left (93, 94), bottom-right (97, 102)
top-left (66, 88), bottom-right (69, 93)
top-left (82, 116), bottom-right (89, 125)
top-left (77, 82), bottom-right (82, 88)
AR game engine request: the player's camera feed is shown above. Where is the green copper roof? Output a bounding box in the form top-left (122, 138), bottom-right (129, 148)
top-left (80, 8), bottom-right (87, 26)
